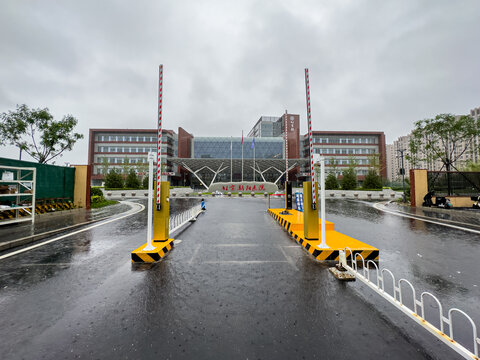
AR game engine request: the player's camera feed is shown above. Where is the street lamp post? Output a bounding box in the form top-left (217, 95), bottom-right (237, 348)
top-left (397, 149), bottom-right (407, 202)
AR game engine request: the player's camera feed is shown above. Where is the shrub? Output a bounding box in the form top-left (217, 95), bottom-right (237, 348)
top-left (341, 167), bottom-right (357, 190)
top-left (90, 187), bottom-right (103, 197)
top-left (91, 195), bottom-right (105, 203)
top-left (325, 173), bottom-right (339, 190)
top-left (104, 169), bottom-right (124, 189)
top-left (125, 169), bottom-right (141, 189)
top-left (362, 169), bottom-right (382, 190)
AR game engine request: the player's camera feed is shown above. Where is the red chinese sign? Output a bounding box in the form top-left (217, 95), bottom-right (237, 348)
top-left (221, 184), bottom-right (265, 192)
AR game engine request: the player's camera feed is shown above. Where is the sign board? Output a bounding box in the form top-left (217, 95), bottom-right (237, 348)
top-left (1, 171), bottom-right (14, 181)
top-left (209, 181), bottom-right (278, 193)
top-left (161, 172), bottom-right (175, 176)
top-left (295, 192), bottom-right (304, 212)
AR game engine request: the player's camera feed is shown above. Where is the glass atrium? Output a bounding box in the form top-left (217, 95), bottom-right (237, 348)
top-left (192, 137), bottom-right (284, 159)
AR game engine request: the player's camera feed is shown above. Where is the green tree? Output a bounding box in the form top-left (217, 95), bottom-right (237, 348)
top-left (142, 175), bottom-right (150, 189)
top-left (341, 166), bottom-right (357, 190)
top-left (125, 169), bottom-right (140, 189)
top-left (362, 169), bottom-right (382, 189)
top-left (328, 157), bottom-right (339, 176)
top-left (408, 113), bottom-right (480, 194)
top-left (325, 172), bottom-right (339, 190)
top-left (462, 160), bottom-right (480, 172)
top-left (135, 158), bottom-right (149, 183)
top-left (0, 104), bottom-right (83, 163)
top-left (121, 156), bottom-right (131, 180)
top-left (101, 157), bottom-right (110, 176)
top-left (104, 168), bottom-right (124, 189)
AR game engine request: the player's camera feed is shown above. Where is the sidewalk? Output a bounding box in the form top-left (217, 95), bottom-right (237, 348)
top-left (0, 202), bottom-right (132, 251)
top-left (384, 201), bottom-right (480, 230)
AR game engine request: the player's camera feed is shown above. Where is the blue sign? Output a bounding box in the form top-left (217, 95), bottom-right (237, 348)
top-left (295, 192), bottom-right (303, 212)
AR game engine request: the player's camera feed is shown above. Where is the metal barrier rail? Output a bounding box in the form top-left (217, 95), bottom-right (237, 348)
top-left (169, 205), bottom-right (202, 235)
top-left (341, 247), bottom-right (479, 360)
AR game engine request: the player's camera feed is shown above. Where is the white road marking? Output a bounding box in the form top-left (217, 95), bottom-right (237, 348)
top-left (203, 260), bottom-right (288, 264)
top-left (214, 244), bottom-right (260, 247)
top-left (188, 244), bottom-right (201, 264)
top-left (0, 201), bottom-right (145, 261)
top-left (277, 245), bottom-right (299, 271)
top-left (373, 202), bottom-right (480, 234)
top-left (21, 263), bottom-right (75, 266)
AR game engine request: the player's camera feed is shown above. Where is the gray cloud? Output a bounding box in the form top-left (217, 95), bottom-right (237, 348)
top-left (1, 0), bottom-right (479, 164)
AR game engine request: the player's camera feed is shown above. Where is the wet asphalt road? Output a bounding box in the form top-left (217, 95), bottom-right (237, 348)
top-left (0, 197), bottom-right (478, 359)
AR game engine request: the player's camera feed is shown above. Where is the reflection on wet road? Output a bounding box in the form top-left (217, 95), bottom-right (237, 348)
top-left (0, 197), bottom-right (477, 359)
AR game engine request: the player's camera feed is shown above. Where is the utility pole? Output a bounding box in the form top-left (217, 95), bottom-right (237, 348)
top-left (397, 149), bottom-right (407, 202)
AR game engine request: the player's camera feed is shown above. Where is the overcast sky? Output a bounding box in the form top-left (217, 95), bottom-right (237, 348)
top-left (1, 0), bottom-right (479, 165)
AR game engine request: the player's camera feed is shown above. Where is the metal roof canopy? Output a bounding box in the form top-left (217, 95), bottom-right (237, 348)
top-left (169, 158), bottom-right (308, 189)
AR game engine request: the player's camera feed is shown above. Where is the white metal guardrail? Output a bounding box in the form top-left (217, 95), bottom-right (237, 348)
top-left (169, 205), bottom-right (203, 235)
top-left (340, 248), bottom-right (479, 360)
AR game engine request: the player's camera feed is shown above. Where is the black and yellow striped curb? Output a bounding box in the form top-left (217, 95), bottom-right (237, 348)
top-left (131, 239), bottom-right (175, 263)
top-left (0, 202), bottom-right (75, 220)
top-left (268, 208), bottom-right (379, 262)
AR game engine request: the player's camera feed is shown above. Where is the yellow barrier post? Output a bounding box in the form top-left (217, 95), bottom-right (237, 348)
top-left (131, 179), bottom-right (174, 263)
top-left (153, 181), bottom-right (170, 242)
top-left (303, 181), bottom-right (319, 240)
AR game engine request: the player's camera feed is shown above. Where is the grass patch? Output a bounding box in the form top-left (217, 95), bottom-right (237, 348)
top-left (90, 200), bottom-right (119, 209)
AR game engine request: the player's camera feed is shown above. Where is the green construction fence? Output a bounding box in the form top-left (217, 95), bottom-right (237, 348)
top-left (0, 157), bottom-right (75, 201)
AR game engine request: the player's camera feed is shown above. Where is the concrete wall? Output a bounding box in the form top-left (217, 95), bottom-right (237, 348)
top-left (294, 188), bottom-right (402, 200)
top-left (410, 169), bottom-right (428, 207)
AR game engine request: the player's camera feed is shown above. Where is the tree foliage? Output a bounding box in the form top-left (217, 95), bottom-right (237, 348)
top-left (462, 160), bottom-right (480, 172)
top-left (101, 157), bottom-right (110, 176)
top-left (362, 169), bottom-right (382, 189)
top-left (0, 104), bottom-right (83, 163)
top-left (341, 166), bottom-right (357, 190)
top-left (142, 175), bottom-right (150, 189)
top-left (325, 172), bottom-right (339, 190)
top-left (125, 169), bottom-right (141, 189)
top-left (104, 169), bottom-right (124, 189)
top-left (408, 114), bottom-right (480, 172)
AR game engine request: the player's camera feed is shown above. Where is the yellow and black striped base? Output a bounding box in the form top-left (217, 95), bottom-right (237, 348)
top-left (268, 208), bottom-right (379, 262)
top-left (131, 239), bottom-right (175, 263)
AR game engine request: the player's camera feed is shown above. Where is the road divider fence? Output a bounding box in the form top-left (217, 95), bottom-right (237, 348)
top-left (169, 205), bottom-right (203, 235)
top-left (339, 247), bottom-right (479, 360)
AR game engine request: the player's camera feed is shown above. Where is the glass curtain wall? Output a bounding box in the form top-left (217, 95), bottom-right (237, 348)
top-left (193, 137), bottom-right (283, 159)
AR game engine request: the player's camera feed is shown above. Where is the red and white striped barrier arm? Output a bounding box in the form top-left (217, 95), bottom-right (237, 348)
top-left (285, 111), bottom-right (289, 182)
top-left (156, 64), bottom-right (163, 209)
top-left (305, 68), bottom-right (316, 209)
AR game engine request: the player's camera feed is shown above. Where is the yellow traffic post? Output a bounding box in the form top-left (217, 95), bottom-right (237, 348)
top-left (153, 181), bottom-right (170, 242)
top-left (131, 180), bottom-right (174, 263)
top-left (303, 181), bottom-right (319, 240)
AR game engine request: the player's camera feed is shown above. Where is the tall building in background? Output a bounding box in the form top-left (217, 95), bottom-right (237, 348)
top-left (301, 131), bottom-right (387, 181)
top-left (88, 129), bottom-right (178, 186)
top-left (387, 106), bottom-right (480, 181)
top-left (88, 112), bottom-right (386, 187)
top-left (248, 113), bottom-right (300, 158)
top-left (386, 144), bottom-right (395, 182)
